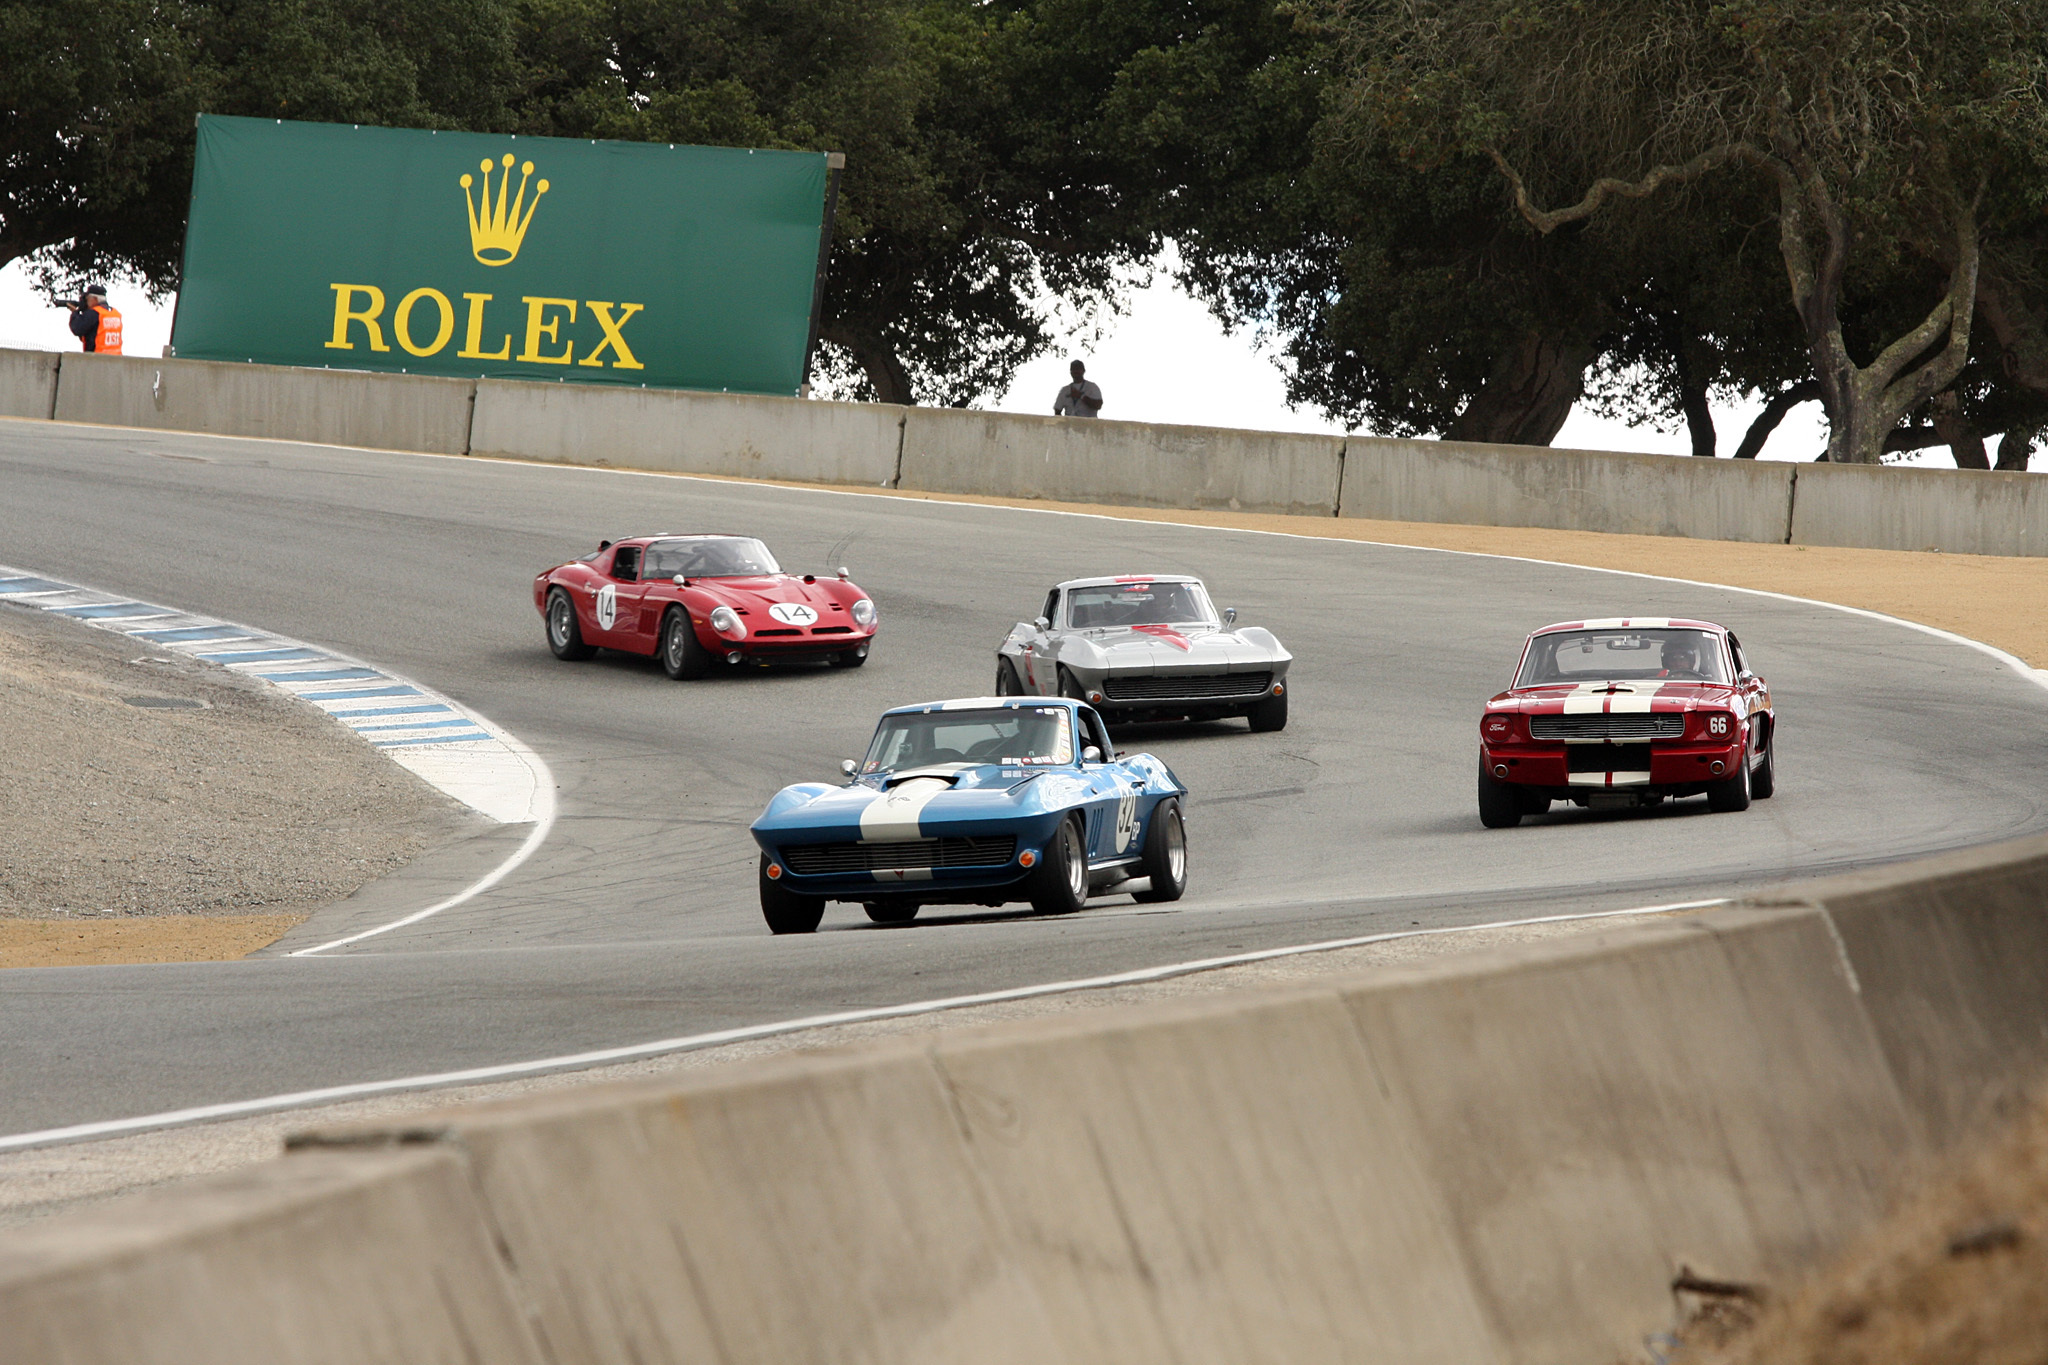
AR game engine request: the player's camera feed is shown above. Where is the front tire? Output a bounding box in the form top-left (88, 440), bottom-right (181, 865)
top-left (863, 900), bottom-right (918, 924)
top-left (1707, 747), bottom-right (1753, 812)
top-left (1478, 761), bottom-right (1523, 829)
top-left (1749, 722), bottom-right (1776, 799)
top-left (1246, 690), bottom-right (1288, 733)
top-left (546, 588), bottom-right (596, 661)
top-left (759, 856), bottom-right (824, 933)
top-left (1027, 814), bottom-right (1089, 915)
top-left (835, 645), bottom-right (870, 668)
top-left (660, 608), bottom-right (709, 680)
top-left (1130, 798), bottom-right (1187, 903)
top-left (995, 657), bottom-right (1024, 695)
top-left (1058, 666), bottom-right (1087, 702)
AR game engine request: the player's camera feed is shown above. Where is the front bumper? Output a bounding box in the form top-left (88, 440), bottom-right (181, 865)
top-left (755, 819), bottom-right (1054, 904)
top-left (1482, 738), bottom-right (1747, 791)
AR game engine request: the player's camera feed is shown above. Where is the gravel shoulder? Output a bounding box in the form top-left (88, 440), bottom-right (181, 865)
top-left (0, 602), bottom-right (481, 966)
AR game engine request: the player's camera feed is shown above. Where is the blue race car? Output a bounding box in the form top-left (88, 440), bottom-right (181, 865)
top-left (751, 696), bottom-right (1189, 932)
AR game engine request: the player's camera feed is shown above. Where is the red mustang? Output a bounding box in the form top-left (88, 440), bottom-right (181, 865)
top-left (1477, 618), bottom-right (1774, 827)
top-left (534, 535), bottom-right (877, 678)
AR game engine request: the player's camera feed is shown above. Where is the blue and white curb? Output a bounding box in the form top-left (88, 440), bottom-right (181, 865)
top-left (0, 565), bottom-right (552, 831)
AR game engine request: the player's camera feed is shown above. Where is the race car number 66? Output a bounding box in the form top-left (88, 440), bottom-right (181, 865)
top-left (1709, 715), bottom-right (1728, 735)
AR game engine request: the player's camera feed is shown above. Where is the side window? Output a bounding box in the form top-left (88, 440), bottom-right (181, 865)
top-left (612, 546), bottom-right (640, 582)
top-left (1040, 590), bottom-right (1061, 627)
top-left (1081, 708), bottom-right (1113, 759)
top-left (1726, 633), bottom-right (1746, 676)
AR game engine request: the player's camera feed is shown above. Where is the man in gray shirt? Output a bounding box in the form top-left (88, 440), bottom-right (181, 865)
top-left (1053, 360), bottom-right (1104, 418)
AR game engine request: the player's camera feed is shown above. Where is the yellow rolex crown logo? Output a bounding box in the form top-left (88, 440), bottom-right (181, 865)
top-left (460, 154), bottom-right (549, 266)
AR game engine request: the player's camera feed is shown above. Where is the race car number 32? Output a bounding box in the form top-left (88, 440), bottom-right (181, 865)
top-left (1114, 790), bottom-right (1139, 852)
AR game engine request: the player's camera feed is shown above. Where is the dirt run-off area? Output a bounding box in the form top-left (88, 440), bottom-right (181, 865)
top-left (1676, 1085), bottom-right (2048, 1365)
top-left (0, 602), bottom-right (478, 966)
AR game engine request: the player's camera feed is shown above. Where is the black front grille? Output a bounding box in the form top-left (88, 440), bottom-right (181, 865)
top-left (1568, 744), bottom-right (1652, 773)
top-left (755, 628), bottom-right (802, 637)
top-left (1531, 713), bottom-right (1683, 741)
top-left (811, 625), bottom-right (852, 635)
top-left (1102, 671), bottom-right (1273, 701)
top-left (781, 836), bottom-right (1018, 875)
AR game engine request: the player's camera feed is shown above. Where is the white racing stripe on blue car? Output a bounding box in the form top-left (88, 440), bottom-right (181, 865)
top-left (0, 566), bottom-right (548, 826)
top-left (857, 777), bottom-right (951, 843)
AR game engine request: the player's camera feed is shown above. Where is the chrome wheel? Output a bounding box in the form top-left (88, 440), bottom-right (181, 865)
top-left (1062, 818), bottom-right (1087, 903)
top-left (548, 598), bottom-right (572, 647)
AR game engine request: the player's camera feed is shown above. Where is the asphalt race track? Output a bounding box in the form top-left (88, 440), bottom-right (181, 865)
top-left (4, 418), bottom-right (2046, 1140)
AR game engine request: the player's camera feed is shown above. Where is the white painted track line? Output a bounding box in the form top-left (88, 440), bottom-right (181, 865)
top-left (0, 897), bottom-right (1725, 1152)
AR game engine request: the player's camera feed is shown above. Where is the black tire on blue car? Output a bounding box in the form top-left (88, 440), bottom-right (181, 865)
top-left (863, 900), bottom-right (918, 924)
top-left (1130, 798), bottom-right (1187, 903)
top-left (759, 855), bottom-right (825, 933)
top-left (1477, 760), bottom-right (1523, 829)
top-left (1028, 814), bottom-right (1089, 915)
top-left (1246, 689), bottom-right (1288, 733)
top-left (660, 607), bottom-right (709, 680)
top-left (546, 588), bottom-right (596, 661)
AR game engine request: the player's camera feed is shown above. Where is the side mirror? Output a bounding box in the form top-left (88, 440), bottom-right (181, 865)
top-left (1223, 607), bottom-right (1238, 624)
top-left (1082, 745), bottom-right (1102, 763)
top-left (840, 758), bottom-right (858, 777)
top-left (1035, 615), bottom-right (1051, 630)
top-left (836, 566), bottom-right (850, 580)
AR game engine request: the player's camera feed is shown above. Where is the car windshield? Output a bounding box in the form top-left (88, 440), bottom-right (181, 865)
top-left (1515, 628), bottom-right (1730, 686)
top-left (1066, 580), bottom-right (1216, 630)
top-left (862, 707), bottom-right (1075, 772)
top-left (643, 537), bottom-right (780, 579)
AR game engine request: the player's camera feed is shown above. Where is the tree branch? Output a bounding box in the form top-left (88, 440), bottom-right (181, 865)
top-left (1732, 379), bottom-right (1820, 459)
top-left (1483, 143), bottom-right (1754, 236)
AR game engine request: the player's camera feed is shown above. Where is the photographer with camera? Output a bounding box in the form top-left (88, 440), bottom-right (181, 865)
top-left (64, 285), bottom-right (123, 355)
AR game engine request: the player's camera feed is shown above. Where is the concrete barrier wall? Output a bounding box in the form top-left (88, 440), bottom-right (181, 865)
top-left (0, 349), bottom-right (58, 420)
top-left (1338, 436), bottom-right (1801, 543)
top-left (7, 345), bottom-right (2046, 555)
top-left (470, 378), bottom-right (903, 486)
top-left (1789, 460), bottom-right (2048, 556)
top-left (898, 408), bottom-right (1345, 518)
top-left (12, 830), bottom-right (2048, 1364)
top-left (0, 1148), bottom-right (546, 1365)
top-left (51, 354), bottom-right (475, 454)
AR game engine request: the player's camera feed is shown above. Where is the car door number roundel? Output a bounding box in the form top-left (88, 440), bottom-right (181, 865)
top-left (1114, 789), bottom-right (1139, 852)
top-left (769, 603), bottom-right (818, 626)
top-left (595, 583), bottom-right (618, 631)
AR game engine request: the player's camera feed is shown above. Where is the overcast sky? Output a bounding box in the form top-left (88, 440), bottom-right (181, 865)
top-left (0, 254), bottom-right (1936, 469)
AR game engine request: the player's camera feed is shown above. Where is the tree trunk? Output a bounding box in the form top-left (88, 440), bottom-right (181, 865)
top-left (1661, 315), bottom-right (1716, 456)
top-left (1996, 429), bottom-right (2036, 471)
top-left (1927, 390), bottom-right (1990, 469)
top-left (1732, 380), bottom-right (1820, 459)
top-left (1761, 149), bottom-right (1981, 464)
top-left (1975, 273), bottom-right (2048, 398)
top-left (1447, 330), bottom-right (1594, 446)
top-left (821, 325), bottom-right (915, 405)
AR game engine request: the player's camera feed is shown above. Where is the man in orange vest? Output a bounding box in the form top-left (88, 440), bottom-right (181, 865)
top-left (66, 285), bottom-right (123, 355)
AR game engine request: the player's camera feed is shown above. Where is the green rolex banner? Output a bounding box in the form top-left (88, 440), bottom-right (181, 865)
top-left (172, 115), bottom-right (836, 395)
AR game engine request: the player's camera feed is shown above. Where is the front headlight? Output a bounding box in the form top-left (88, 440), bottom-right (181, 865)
top-left (1482, 713), bottom-right (1517, 743)
top-left (709, 606), bottom-right (744, 639)
top-left (851, 597), bottom-right (876, 628)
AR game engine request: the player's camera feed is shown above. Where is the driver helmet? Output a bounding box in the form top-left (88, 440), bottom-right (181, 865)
top-left (1662, 638), bottom-right (1700, 675)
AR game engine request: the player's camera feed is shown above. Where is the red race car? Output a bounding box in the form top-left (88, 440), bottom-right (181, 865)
top-left (534, 534), bottom-right (877, 678)
top-left (1477, 617), bottom-right (1774, 827)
